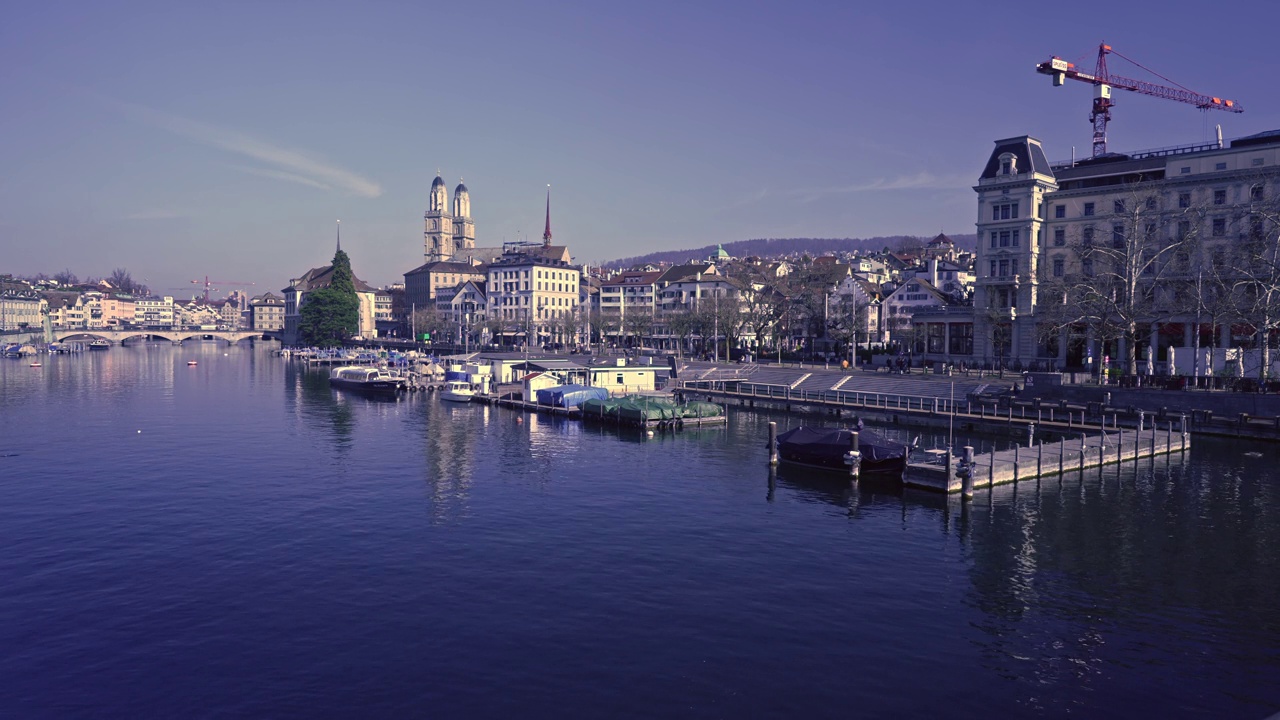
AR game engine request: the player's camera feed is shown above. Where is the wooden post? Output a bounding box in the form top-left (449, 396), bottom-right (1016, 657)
top-left (946, 446), bottom-right (954, 488)
top-left (1014, 444), bottom-right (1019, 481)
top-left (1059, 436), bottom-right (1065, 476)
top-left (1080, 433), bottom-right (1086, 472)
top-left (1037, 440), bottom-right (1043, 477)
top-left (1180, 414), bottom-right (1188, 452)
top-left (962, 446), bottom-right (974, 499)
top-left (848, 431), bottom-right (861, 480)
top-left (768, 422), bottom-right (778, 466)
top-left (1117, 428), bottom-right (1123, 464)
top-left (988, 446), bottom-right (995, 484)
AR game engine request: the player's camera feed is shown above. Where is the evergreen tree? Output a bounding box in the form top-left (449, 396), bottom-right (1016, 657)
top-left (299, 249), bottom-right (360, 347)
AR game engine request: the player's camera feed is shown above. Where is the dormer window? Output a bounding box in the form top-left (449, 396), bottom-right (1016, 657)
top-left (998, 153), bottom-right (1017, 176)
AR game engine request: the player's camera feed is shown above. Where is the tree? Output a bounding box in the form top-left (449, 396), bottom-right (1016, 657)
top-left (299, 249), bottom-right (360, 347)
top-left (411, 307), bottom-right (450, 344)
top-left (1229, 177), bottom-right (1280, 382)
top-left (826, 291), bottom-right (870, 360)
top-left (108, 268), bottom-right (147, 295)
top-left (1037, 185), bottom-right (1196, 375)
top-left (53, 269), bottom-right (78, 286)
top-left (664, 307), bottom-right (699, 358)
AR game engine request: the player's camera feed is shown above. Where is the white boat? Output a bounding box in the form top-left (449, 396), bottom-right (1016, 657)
top-left (439, 380), bottom-right (475, 403)
top-left (329, 365), bottom-right (403, 396)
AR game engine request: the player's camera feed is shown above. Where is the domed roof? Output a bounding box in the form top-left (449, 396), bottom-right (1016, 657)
top-left (431, 175), bottom-right (446, 189)
top-left (454, 181), bottom-right (469, 195)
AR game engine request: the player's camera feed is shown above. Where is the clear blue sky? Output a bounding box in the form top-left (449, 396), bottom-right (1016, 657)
top-left (3, 1), bottom-right (1277, 296)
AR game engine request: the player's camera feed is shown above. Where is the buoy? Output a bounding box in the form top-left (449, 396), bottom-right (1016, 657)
top-left (137, 430), bottom-right (142, 434)
top-left (516, 417), bottom-right (523, 424)
top-left (647, 430), bottom-right (654, 437)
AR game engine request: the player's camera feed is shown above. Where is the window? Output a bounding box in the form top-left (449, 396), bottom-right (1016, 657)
top-left (1214, 189), bottom-right (1226, 205)
top-left (1082, 227), bottom-right (1095, 246)
top-left (1215, 162), bottom-right (1227, 171)
top-left (999, 230), bottom-right (1011, 247)
top-left (1253, 158), bottom-right (1266, 167)
top-left (1012, 229), bottom-right (1020, 247)
top-left (992, 202), bottom-right (1019, 220)
top-left (1053, 228), bottom-right (1065, 246)
top-left (1114, 199), bottom-right (1126, 214)
top-left (1055, 205), bottom-right (1065, 219)
top-left (1178, 220), bottom-right (1191, 238)
top-left (1251, 184), bottom-right (1265, 202)
top-left (1011, 259), bottom-right (1019, 275)
top-left (1146, 197), bottom-right (1158, 210)
top-left (1082, 258), bottom-right (1094, 276)
top-left (989, 260), bottom-right (997, 277)
top-left (1052, 257), bottom-right (1064, 277)
top-left (1180, 166), bottom-right (1191, 174)
top-left (1083, 202), bottom-right (1095, 216)
top-left (1178, 193), bottom-right (1191, 208)
top-left (990, 231), bottom-right (999, 248)
top-left (1213, 218), bottom-right (1226, 236)
top-left (1112, 224), bottom-right (1126, 248)
top-left (998, 259), bottom-right (1009, 276)
top-left (949, 323), bottom-right (973, 355)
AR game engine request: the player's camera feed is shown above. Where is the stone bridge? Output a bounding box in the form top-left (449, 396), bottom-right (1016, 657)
top-left (56, 328), bottom-right (275, 345)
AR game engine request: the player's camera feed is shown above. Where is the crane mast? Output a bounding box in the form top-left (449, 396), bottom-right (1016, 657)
top-left (1036, 43), bottom-right (1243, 158)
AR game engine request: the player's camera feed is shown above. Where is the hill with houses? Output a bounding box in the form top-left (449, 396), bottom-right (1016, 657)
top-left (602, 234), bottom-right (976, 269)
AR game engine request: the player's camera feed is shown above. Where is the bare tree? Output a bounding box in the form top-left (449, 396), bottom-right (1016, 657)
top-left (1228, 177), bottom-right (1280, 382)
top-left (53, 269), bottom-right (78, 286)
top-left (1038, 184), bottom-right (1198, 375)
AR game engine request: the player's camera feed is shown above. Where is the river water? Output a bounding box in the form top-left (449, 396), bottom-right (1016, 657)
top-left (1, 343), bottom-right (1278, 718)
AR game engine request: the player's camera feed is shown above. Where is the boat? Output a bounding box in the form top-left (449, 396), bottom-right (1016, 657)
top-left (774, 426), bottom-right (914, 478)
top-left (439, 380), bottom-right (475, 403)
top-left (328, 365), bottom-right (403, 396)
top-left (187, 360), bottom-right (199, 366)
top-left (29, 361), bottom-right (42, 368)
top-left (88, 339), bottom-right (110, 351)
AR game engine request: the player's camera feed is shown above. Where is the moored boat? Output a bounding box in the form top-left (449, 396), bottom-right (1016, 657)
top-left (329, 366), bottom-right (403, 396)
top-left (439, 380), bottom-right (475, 403)
top-left (775, 426), bottom-right (913, 478)
top-left (88, 339), bottom-right (110, 351)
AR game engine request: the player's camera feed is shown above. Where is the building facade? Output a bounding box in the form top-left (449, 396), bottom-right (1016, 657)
top-left (250, 292), bottom-right (285, 331)
top-left (962, 129), bottom-right (1280, 372)
top-left (424, 175), bottom-right (477, 262)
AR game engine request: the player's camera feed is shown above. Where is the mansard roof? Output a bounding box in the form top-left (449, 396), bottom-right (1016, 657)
top-left (980, 136), bottom-right (1054, 180)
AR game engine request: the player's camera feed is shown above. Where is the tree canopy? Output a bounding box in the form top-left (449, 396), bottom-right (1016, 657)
top-left (299, 249), bottom-right (360, 347)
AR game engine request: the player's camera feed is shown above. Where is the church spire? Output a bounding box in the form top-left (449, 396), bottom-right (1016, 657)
top-left (336, 219), bottom-right (341, 253)
top-left (542, 184), bottom-right (552, 247)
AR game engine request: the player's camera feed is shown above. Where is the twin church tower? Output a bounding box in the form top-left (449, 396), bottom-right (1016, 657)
top-left (423, 174), bottom-right (476, 262)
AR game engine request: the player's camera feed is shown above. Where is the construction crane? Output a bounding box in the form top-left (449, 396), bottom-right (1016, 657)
top-left (191, 276), bottom-right (255, 304)
top-left (1036, 43), bottom-right (1243, 158)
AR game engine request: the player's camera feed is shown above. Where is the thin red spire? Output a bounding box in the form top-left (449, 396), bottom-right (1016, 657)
top-left (542, 185), bottom-right (552, 246)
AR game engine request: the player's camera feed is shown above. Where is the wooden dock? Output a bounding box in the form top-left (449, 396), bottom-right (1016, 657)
top-left (904, 424), bottom-right (1190, 493)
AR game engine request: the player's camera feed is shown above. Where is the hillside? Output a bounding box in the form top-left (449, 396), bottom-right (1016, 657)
top-left (602, 234), bottom-right (977, 269)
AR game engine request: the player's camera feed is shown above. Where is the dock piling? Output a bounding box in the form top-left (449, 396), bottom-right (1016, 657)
top-left (848, 431), bottom-right (861, 480)
top-left (961, 446), bottom-right (974, 500)
top-left (768, 422), bottom-right (778, 466)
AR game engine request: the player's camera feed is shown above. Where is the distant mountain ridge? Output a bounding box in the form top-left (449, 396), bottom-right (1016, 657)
top-left (602, 234), bottom-right (977, 269)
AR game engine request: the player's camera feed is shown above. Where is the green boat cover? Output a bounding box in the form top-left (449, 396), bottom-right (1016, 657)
top-left (677, 401), bottom-right (723, 418)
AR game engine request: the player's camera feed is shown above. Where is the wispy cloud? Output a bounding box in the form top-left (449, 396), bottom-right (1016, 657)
top-left (118, 101), bottom-right (382, 198)
top-left (788, 172), bottom-right (971, 203)
top-left (233, 165), bottom-right (333, 191)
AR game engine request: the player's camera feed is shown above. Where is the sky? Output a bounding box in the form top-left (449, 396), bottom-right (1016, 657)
top-left (3, 1), bottom-right (1278, 298)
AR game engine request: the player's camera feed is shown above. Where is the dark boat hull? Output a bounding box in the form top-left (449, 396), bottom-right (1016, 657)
top-left (775, 427), bottom-right (909, 477)
top-left (329, 377), bottom-right (401, 396)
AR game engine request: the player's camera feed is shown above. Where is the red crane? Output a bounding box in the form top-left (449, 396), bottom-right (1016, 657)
top-left (191, 276), bottom-right (255, 304)
top-left (1036, 43), bottom-right (1243, 158)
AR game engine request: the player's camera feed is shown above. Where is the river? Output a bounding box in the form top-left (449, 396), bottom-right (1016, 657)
top-left (1, 343), bottom-right (1278, 718)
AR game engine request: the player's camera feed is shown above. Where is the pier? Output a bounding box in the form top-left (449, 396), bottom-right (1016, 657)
top-left (904, 421), bottom-right (1189, 493)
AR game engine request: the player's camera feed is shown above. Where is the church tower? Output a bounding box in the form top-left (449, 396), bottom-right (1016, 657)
top-left (424, 174), bottom-right (455, 262)
top-left (452, 180), bottom-right (475, 253)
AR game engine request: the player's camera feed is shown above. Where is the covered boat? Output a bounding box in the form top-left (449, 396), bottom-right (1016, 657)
top-left (536, 384), bottom-right (609, 409)
top-left (774, 426), bottom-right (912, 477)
